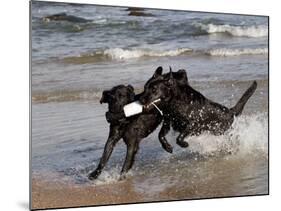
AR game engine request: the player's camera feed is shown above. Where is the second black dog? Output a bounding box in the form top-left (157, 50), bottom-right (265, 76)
top-left (140, 70), bottom-right (257, 147)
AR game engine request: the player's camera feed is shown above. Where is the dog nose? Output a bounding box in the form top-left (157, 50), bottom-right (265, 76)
top-left (100, 91), bottom-right (109, 104)
top-left (100, 97), bottom-right (104, 104)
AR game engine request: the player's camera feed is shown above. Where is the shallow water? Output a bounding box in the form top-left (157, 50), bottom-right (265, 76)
top-left (31, 1), bottom-right (268, 206)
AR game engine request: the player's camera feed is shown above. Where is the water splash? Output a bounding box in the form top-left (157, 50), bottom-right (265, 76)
top-left (186, 113), bottom-right (268, 158)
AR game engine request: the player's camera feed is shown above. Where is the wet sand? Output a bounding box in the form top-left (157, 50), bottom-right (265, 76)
top-left (32, 177), bottom-right (146, 210)
top-left (32, 154), bottom-right (268, 210)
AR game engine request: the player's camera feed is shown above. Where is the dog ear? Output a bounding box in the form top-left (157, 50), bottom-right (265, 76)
top-left (164, 70), bottom-right (174, 87)
top-left (177, 69), bottom-right (188, 85)
top-left (127, 85), bottom-right (135, 101)
top-left (153, 66), bottom-right (163, 78)
top-left (127, 84), bottom-right (134, 92)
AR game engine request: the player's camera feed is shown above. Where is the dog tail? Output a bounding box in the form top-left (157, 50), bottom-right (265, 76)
top-left (230, 81), bottom-right (257, 117)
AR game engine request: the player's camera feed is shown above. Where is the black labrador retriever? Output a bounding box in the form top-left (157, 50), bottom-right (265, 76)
top-left (140, 70), bottom-right (257, 147)
top-left (88, 67), bottom-right (175, 180)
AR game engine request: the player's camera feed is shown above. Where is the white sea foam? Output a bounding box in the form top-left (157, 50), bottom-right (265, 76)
top-left (63, 46), bottom-right (266, 64)
top-left (196, 23), bottom-right (268, 37)
top-left (186, 113), bottom-right (268, 157)
top-left (91, 18), bottom-right (107, 24)
top-left (206, 48), bottom-right (268, 56)
top-left (93, 166), bottom-right (134, 185)
top-left (103, 47), bottom-right (192, 60)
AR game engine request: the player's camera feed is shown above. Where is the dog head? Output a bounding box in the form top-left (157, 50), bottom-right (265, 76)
top-left (139, 70), bottom-right (176, 105)
top-left (100, 85), bottom-right (135, 113)
top-left (139, 68), bottom-right (188, 106)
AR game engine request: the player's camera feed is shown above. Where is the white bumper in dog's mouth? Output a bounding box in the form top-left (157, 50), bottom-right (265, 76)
top-left (123, 99), bottom-right (162, 117)
top-left (123, 101), bottom-right (143, 117)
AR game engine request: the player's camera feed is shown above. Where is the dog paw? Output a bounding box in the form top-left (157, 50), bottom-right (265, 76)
top-left (176, 140), bottom-right (189, 148)
top-left (163, 144), bottom-right (173, 153)
top-left (88, 171), bottom-right (99, 180)
top-left (119, 174), bottom-right (127, 181)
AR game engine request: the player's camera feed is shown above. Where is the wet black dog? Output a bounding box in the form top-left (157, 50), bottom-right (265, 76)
top-left (140, 70), bottom-right (257, 147)
top-left (88, 67), bottom-right (174, 180)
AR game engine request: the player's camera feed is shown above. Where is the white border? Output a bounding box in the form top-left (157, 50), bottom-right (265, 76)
top-left (1, 0), bottom-right (280, 211)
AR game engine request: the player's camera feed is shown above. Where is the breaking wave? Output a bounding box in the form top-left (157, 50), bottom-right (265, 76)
top-left (61, 46), bottom-right (268, 64)
top-left (195, 23), bottom-right (268, 37)
top-left (62, 47), bottom-right (192, 64)
top-left (205, 48), bottom-right (268, 56)
top-left (103, 47), bottom-right (193, 60)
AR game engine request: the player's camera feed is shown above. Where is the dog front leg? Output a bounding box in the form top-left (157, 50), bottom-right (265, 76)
top-left (88, 127), bottom-right (121, 180)
top-left (158, 118), bottom-right (173, 153)
top-left (120, 140), bottom-right (139, 179)
top-left (176, 125), bottom-right (190, 148)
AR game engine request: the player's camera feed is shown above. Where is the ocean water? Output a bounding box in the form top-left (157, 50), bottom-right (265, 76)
top-left (31, 1), bottom-right (268, 202)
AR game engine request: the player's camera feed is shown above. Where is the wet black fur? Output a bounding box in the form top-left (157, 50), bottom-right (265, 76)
top-left (140, 69), bottom-right (257, 148)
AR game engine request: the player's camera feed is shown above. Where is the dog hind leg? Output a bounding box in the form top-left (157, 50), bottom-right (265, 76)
top-left (176, 125), bottom-right (190, 148)
top-left (120, 139), bottom-right (139, 178)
